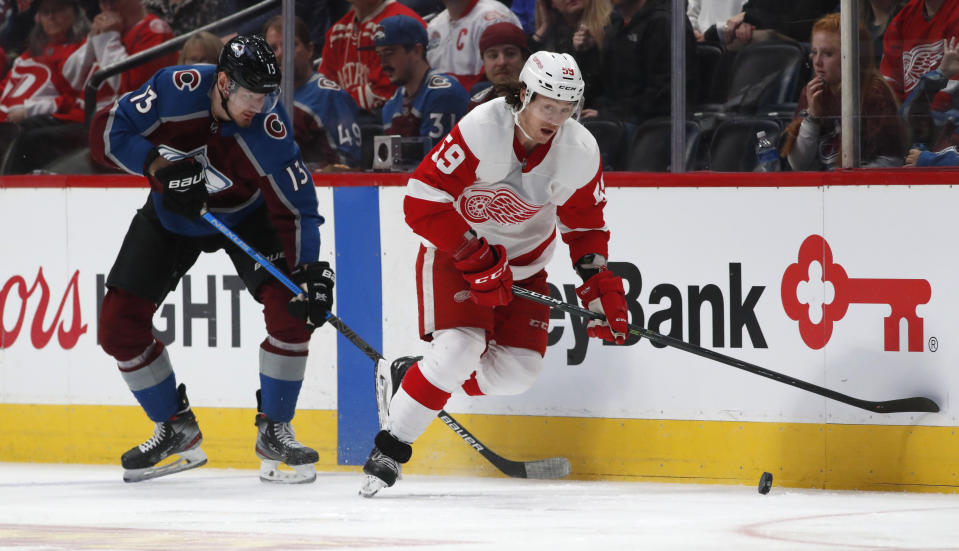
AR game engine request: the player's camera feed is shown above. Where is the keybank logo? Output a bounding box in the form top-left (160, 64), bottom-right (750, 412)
top-left (781, 234), bottom-right (931, 352)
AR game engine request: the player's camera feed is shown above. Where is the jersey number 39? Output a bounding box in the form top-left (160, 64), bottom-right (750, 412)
top-left (431, 133), bottom-right (465, 175)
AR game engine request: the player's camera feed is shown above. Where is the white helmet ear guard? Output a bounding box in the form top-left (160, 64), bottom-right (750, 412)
top-left (516, 50), bottom-right (585, 120)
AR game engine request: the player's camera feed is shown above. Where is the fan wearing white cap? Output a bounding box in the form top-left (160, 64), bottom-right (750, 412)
top-left (359, 50), bottom-right (630, 497)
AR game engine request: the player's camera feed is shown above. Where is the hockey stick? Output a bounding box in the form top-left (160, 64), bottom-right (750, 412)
top-left (200, 211), bottom-right (570, 479)
top-left (512, 285), bottom-right (940, 414)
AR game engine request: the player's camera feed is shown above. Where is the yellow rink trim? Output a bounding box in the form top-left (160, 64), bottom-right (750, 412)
top-left (1, 403), bottom-right (957, 492)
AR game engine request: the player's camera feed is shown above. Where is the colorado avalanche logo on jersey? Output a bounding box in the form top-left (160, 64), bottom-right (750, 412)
top-left (264, 113), bottom-right (287, 139)
top-left (156, 145), bottom-right (233, 193)
top-left (317, 76), bottom-right (341, 90)
top-left (903, 40), bottom-right (943, 93)
top-left (460, 187), bottom-right (541, 225)
top-left (428, 75), bottom-right (452, 89)
top-left (172, 69), bottom-right (201, 91)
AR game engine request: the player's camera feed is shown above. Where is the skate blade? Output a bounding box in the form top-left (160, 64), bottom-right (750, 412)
top-left (359, 474), bottom-right (389, 498)
top-left (123, 447), bottom-right (207, 483)
top-left (374, 358), bottom-right (392, 429)
top-left (259, 459), bottom-right (316, 484)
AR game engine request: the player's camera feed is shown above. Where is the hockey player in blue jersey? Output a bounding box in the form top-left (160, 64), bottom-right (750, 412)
top-left (91, 34), bottom-right (334, 484)
top-left (370, 14), bottom-right (469, 147)
top-left (263, 15), bottom-right (362, 169)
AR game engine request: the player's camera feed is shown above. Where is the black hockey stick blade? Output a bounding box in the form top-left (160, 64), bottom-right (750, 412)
top-left (328, 314), bottom-right (571, 479)
top-left (512, 285), bottom-right (940, 414)
top-left (437, 413), bottom-right (571, 479)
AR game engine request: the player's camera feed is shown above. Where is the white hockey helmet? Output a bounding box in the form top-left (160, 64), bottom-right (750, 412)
top-left (516, 51), bottom-right (585, 121)
top-left (520, 51), bottom-right (584, 101)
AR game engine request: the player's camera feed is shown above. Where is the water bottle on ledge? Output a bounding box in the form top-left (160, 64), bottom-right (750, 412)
top-left (754, 130), bottom-right (780, 172)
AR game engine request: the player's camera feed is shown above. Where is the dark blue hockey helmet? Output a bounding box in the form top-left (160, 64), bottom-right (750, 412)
top-left (217, 34), bottom-right (281, 95)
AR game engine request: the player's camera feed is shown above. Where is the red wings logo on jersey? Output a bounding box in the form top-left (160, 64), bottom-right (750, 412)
top-left (903, 40), bottom-right (943, 93)
top-left (460, 187), bottom-right (541, 225)
top-left (1, 61), bottom-right (51, 106)
top-left (265, 113), bottom-right (287, 139)
top-left (172, 69), bottom-right (201, 91)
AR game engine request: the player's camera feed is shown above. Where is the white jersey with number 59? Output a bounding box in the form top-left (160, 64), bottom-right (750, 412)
top-left (404, 97), bottom-right (609, 281)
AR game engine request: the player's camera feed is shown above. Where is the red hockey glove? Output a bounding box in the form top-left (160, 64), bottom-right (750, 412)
top-left (575, 268), bottom-right (628, 344)
top-left (452, 236), bottom-right (513, 307)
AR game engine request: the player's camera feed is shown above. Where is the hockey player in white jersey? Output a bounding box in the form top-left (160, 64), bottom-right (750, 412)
top-left (360, 51), bottom-right (629, 497)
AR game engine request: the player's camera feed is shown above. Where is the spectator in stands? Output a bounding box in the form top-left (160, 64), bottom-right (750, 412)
top-left (177, 30), bottom-right (221, 64)
top-left (1, 0), bottom-right (88, 123)
top-left (318, 0), bottom-right (425, 112)
top-left (882, 0), bottom-right (959, 149)
top-left (375, 14), bottom-right (467, 145)
top-left (687, 0), bottom-right (743, 43)
top-left (580, 0), bottom-right (697, 128)
top-left (63, 0), bottom-right (177, 115)
top-left (863, 0), bottom-right (906, 65)
top-left (426, 0), bottom-right (520, 91)
top-left (235, 0), bottom-right (346, 48)
top-left (1, 0), bottom-right (39, 53)
top-left (0, 0), bottom-right (91, 173)
top-left (512, 0), bottom-right (535, 36)
top-left (264, 14), bottom-right (361, 169)
top-left (144, 0), bottom-right (233, 36)
top-left (468, 21), bottom-right (527, 111)
top-left (722, 0), bottom-right (838, 50)
top-left (530, 0), bottom-right (609, 85)
top-left (781, 13), bottom-right (905, 170)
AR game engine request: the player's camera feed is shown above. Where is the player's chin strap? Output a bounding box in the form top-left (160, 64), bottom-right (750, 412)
top-left (512, 89), bottom-right (538, 142)
top-left (217, 81), bottom-right (236, 124)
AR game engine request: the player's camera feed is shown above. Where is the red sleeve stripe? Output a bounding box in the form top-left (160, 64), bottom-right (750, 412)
top-left (511, 230), bottom-right (557, 267)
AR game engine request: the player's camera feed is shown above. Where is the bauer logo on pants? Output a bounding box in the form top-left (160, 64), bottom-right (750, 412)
top-left (781, 234), bottom-right (931, 352)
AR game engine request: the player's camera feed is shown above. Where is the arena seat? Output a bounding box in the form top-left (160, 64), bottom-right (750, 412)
top-left (704, 41), bottom-right (806, 116)
top-left (582, 119), bottom-right (627, 171)
top-left (623, 117), bottom-right (701, 172)
top-left (706, 117), bottom-right (782, 172)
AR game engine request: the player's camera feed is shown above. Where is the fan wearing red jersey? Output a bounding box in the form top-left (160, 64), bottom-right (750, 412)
top-left (360, 51), bottom-right (629, 498)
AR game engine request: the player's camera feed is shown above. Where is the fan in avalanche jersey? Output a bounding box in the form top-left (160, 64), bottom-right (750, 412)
top-left (371, 14), bottom-right (468, 146)
top-left (359, 51), bottom-right (629, 497)
top-left (90, 35), bottom-right (335, 485)
top-left (263, 15), bottom-right (362, 169)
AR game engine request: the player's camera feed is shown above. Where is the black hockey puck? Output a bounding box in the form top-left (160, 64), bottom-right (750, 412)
top-left (758, 472), bottom-right (773, 494)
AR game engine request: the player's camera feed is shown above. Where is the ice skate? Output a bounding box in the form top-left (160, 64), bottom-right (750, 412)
top-left (254, 391), bottom-right (318, 484)
top-left (359, 430), bottom-right (412, 498)
top-left (375, 355), bottom-right (421, 427)
top-left (121, 383), bottom-right (206, 483)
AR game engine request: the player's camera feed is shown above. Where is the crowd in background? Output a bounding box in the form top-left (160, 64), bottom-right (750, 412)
top-left (0, 0), bottom-right (958, 173)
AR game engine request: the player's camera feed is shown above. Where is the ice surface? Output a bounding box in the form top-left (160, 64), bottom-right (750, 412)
top-left (0, 463), bottom-right (957, 550)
